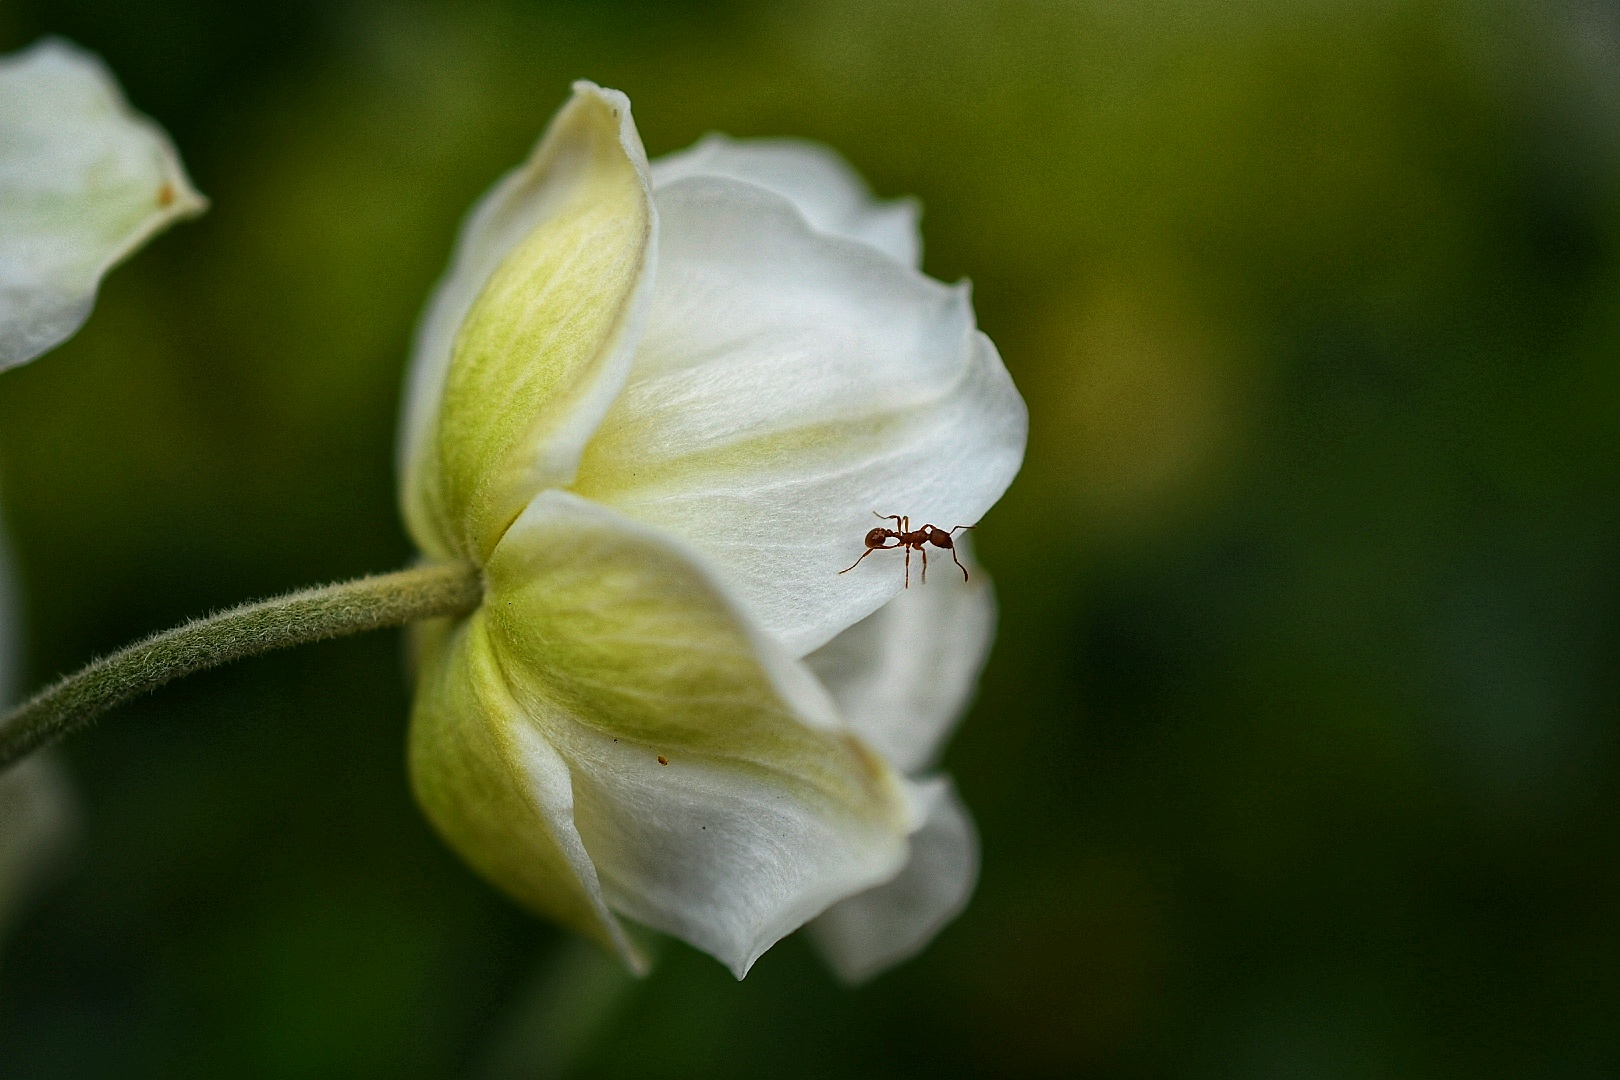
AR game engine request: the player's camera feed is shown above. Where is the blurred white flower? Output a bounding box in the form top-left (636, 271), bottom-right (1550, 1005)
top-left (0, 38), bottom-right (205, 371)
top-left (0, 514), bottom-right (71, 948)
top-left (0, 763), bottom-right (71, 945)
top-left (400, 83), bottom-right (1025, 979)
top-left (0, 34), bottom-right (199, 947)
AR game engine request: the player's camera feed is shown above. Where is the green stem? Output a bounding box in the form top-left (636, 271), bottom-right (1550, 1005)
top-left (0, 561), bottom-right (482, 769)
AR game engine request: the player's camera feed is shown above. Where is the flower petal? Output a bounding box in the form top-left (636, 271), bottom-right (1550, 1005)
top-left (409, 612), bottom-right (643, 971)
top-left (0, 498), bottom-right (19, 708)
top-left (805, 552), bottom-right (996, 774)
top-left (571, 177), bottom-right (1027, 656)
top-left (0, 506), bottom-right (75, 940)
top-left (809, 777), bottom-right (979, 984)
top-left (0, 38), bottom-right (205, 372)
top-left (651, 134), bottom-right (920, 267)
top-left (481, 490), bottom-right (919, 977)
top-left (400, 82), bottom-right (656, 563)
top-left (0, 757), bottom-right (75, 937)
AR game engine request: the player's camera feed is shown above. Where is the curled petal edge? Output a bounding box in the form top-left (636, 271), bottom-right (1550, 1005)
top-left (651, 133), bottom-right (921, 268)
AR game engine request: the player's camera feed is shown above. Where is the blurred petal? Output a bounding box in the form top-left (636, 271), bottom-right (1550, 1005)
top-left (409, 612), bottom-right (642, 971)
top-left (401, 82), bottom-right (656, 562)
top-left (0, 757), bottom-right (74, 938)
top-left (572, 177), bottom-right (1027, 656)
top-left (805, 553), bottom-right (996, 774)
top-left (0, 38), bottom-right (205, 371)
top-left (810, 777), bottom-right (978, 984)
top-left (482, 490), bottom-right (918, 977)
top-left (0, 494), bottom-right (19, 707)
top-left (652, 134), bottom-right (920, 267)
top-left (0, 506), bottom-right (73, 941)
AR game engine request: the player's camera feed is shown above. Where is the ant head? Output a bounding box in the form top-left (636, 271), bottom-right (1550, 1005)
top-left (864, 527), bottom-right (889, 548)
top-left (926, 526), bottom-right (954, 548)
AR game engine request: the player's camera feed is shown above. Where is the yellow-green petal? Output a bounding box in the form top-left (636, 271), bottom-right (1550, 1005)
top-left (402, 83), bottom-right (656, 563)
top-left (409, 611), bottom-right (643, 971)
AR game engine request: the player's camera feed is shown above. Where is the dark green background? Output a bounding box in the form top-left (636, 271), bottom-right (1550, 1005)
top-left (3, 0), bottom-right (1619, 1076)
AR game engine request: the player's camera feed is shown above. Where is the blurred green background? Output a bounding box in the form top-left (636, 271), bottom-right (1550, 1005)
top-left (3, 0), bottom-right (1620, 1076)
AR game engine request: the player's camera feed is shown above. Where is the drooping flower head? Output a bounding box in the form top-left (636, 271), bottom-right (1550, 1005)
top-left (400, 83), bottom-right (1026, 980)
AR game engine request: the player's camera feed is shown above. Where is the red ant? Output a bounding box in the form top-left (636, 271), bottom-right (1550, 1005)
top-left (838, 514), bottom-right (973, 587)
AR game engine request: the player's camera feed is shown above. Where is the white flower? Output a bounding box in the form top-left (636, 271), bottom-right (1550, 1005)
top-left (0, 38), bottom-right (205, 371)
top-left (0, 35), bottom-right (198, 944)
top-left (399, 83), bottom-right (1025, 979)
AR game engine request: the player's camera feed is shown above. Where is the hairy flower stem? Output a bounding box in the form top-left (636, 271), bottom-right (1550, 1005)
top-left (0, 562), bottom-right (482, 769)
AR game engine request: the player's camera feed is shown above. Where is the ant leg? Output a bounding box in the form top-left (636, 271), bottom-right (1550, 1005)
top-left (903, 544), bottom-right (911, 588)
top-left (948, 524), bottom-right (974, 580)
top-left (920, 544), bottom-right (929, 584)
top-left (839, 547), bottom-right (877, 575)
